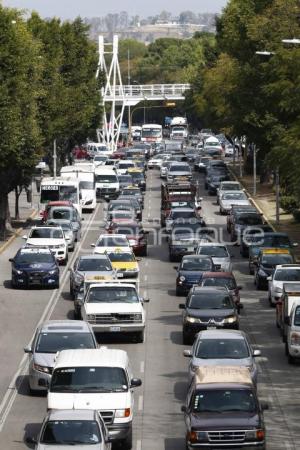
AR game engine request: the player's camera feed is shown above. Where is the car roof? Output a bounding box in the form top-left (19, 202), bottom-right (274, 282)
top-left (192, 286), bottom-right (228, 294)
top-left (47, 409), bottom-right (98, 422)
top-left (283, 283), bottom-right (300, 293)
top-left (195, 366), bottom-right (252, 385)
top-left (39, 320), bottom-right (93, 334)
top-left (79, 254), bottom-right (110, 260)
top-left (54, 348), bottom-right (128, 369)
top-left (275, 264), bottom-right (300, 269)
top-left (202, 271), bottom-right (234, 279)
top-left (196, 329), bottom-right (246, 340)
top-left (182, 255), bottom-right (212, 260)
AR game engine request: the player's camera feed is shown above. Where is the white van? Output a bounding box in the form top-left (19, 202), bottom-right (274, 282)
top-left (95, 167), bottom-right (119, 200)
top-left (47, 348), bottom-right (142, 448)
top-left (60, 166), bottom-right (96, 212)
top-left (87, 143), bottom-right (113, 158)
top-left (286, 298), bottom-right (300, 363)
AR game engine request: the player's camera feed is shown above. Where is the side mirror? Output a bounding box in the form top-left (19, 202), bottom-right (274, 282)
top-left (179, 304), bottom-right (186, 310)
top-left (141, 297), bottom-right (150, 303)
top-left (253, 349), bottom-right (261, 357)
top-left (9, 258), bottom-right (14, 263)
top-left (130, 378), bottom-right (142, 388)
top-left (183, 349), bottom-right (192, 357)
top-left (173, 266), bottom-right (178, 270)
top-left (90, 244), bottom-right (95, 248)
top-left (237, 285), bottom-right (243, 290)
top-left (22, 235), bottom-right (27, 240)
top-left (24, 345), bottom-right (33, 354)
top-left (181, 405), bottom-right (187, 413)
top-left (261, 401), bottom-right (269, 411)
top-left (136, 257), bottom-right (142, 262)
top-left (26, 437), bottom-right (37, 445)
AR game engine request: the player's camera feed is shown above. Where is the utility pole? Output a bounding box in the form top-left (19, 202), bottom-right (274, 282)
top-left (253, 144), bottom-right (257, 196)
top-left (275, 167), bottom-right (280, 225)
top-left (239, 139), bottom-right (243, 178)
top-left (53, 139), bottom-right (57, 179)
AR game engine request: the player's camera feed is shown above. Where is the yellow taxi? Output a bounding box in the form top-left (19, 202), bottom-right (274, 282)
top-left (106, 248), bottom-right (140, 279)
top-left (127, 168), bottom-right (146, 191)
top-left (254, 247), bottom-right (295, 289)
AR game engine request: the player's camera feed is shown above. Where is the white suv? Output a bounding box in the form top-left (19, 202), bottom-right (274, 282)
top-left (268, 264), bottom-right (300, 306)
top-left (78, 281), bottom-right (148, 343)
top-left (23, 226), bottom-right (68, 265)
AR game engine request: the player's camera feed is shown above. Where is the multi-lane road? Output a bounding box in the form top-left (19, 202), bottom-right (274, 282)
top-left (0, 165), bottom-right (300, 449)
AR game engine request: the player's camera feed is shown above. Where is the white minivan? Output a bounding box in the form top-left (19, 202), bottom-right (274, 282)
top-left (47, 348), bottom-right (142, 449)
top-left (95, 168), bottom-right (120, 200)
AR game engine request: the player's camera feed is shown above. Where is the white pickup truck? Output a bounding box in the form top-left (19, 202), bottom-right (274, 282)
top-left (76, 280), bottom-right (148, 343)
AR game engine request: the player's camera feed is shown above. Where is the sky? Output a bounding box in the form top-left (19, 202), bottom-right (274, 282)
top-left (2, 0), bottom-right (228, 19)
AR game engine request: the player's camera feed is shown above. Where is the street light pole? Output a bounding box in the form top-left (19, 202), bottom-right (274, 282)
top-left (239, 140), bottom-right (243, 178)
top-left (275, 167), bottom-right (280, 225)
top-left (127, 49), bottom-right (131, 145)
top-left (53, 139), bottom-right (57, 179)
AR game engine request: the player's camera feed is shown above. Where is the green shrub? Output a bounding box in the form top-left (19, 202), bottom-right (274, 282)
top-left (280, 195), bottom-right (299, 214)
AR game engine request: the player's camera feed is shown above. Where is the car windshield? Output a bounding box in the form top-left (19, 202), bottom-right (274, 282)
top-left (221, 184), bottom-right (240, 191)
top-left (261, 254), bottom-right (293, 266)
top-left (41, 420), bottom-right (101, 445)
top-left (107, 252), bottom-right (135, 262)
top-left (223, 193), bottom-right (247, 200)
top-left (294, 306), bottom-right (300, 326)
top-left (122, 189), bottom-right (141, 196)
top-left (195, 338), bottom-right (249, 359)
top-left (192, 389), bottom-right (256, 413)
top-left (169, 165), bottom-right (190, 172)
top-left (51, 209), bottom-right (72, 220)
top-left (16, 252), bottom-right (54, 264)
top-left (274, 269), bottom-right (300, 281)
top-left (236, 214), bottom-right (263, 225)
top-left (51, 367), bottom-right (128, 392)
top-left (202, 277), bottom-right (236, 290)
top-left (171, 210), bottom-right (196, 219)
top-left (35, 332), bottom-right (95, 353)
top-left (181, 258), bottom-right (213, 271)
top-left (77, 258), bottom-right (112, 271)
top-left (79, 181), bottom-right (94, 190)
top-left (97, 237), bottom-right (128, 247)
top-left (189, 293), bottom-right (233, 309)
top-left (30, 229), bottom-right (63, 239)
top-left (96, 174), bottom-right (117, 183)
top-left (119, 175), bottom-right (133, 183)
top-left (88, 286), bottom-right (138, 303)
top-left (198, 246), bottom-right (228, 257)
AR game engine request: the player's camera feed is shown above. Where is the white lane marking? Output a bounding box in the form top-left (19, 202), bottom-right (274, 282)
top-left (0, 204), bottom-right (100, 432)
top-left (136, 440), bottom-right (142, 450)
top-left (145, 261), bottom-right (148, 267)
top-left (144, 275), bottom-right (148, 282)
top-left (140, 361), bottom-right (145, 373)
top-left (138, 395), bottom-right (144, 411)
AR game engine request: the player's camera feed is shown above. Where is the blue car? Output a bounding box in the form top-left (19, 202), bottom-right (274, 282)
top-left (9, 246), bottom-right (59, 289)
top-left (174, 255), bottom-right (215, 296)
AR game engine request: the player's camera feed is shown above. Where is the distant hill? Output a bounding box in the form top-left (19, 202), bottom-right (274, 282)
top-left (83, 11), bottom-right (217, 43)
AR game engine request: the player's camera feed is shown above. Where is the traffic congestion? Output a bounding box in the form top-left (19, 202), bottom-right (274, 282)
top-left (1, 124), bottom-right (300, 450)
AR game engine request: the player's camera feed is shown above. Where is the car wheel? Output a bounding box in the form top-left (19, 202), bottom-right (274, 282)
top-left (134, 330), bottom-right (144, 343)
top-left (176, 287), bottom-right (182, 296)
top-left (183, 330), bottom-right (191, 345)
top-left (121, 429), bottom-right (133, 450)
top-left (285, 342), bottom-right (289, 355)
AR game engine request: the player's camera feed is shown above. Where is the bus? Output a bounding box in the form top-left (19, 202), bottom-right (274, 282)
top-left (141, 124), bottom-right (162, 143)
top-left (40, 177), bottom-right (82, 216)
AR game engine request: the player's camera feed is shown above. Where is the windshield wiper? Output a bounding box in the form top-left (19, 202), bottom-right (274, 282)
top-left (78, 386), bottom-right (112, 392)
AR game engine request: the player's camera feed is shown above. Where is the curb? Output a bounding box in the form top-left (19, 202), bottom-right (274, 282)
top-left (0, 209), bottom-right (37, 255)
top-left (228, 166), bottom-right (275, 232)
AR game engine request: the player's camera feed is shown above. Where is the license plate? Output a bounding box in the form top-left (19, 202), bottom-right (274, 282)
top-left (110, 326), bottom-right (121, 332)
top-left (117, 273), bottom-right (124, 278)
top-left (93, 276), bottom-right (105, 280)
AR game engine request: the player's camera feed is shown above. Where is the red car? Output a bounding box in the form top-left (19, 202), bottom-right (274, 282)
top-left (199, 271), bottom-right (243, 310)
top-left (41, 200), bottom-right (74, 223)
top-left (108, 220), bottom-right (148, 256)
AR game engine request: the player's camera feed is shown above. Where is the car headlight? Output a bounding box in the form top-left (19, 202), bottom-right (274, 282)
top-left (33, 363), bottom-right (50, 374)
top-left (87, 314), bottom-right (96, 321)
top-left (196, 432), bottom-right (208, 442)
top-left (126, 268), bottom-right (138, 272)
top-left (115, 408), bottom-right (131, 418)
top-left (13, 269), bottom-right (23, 275)
top-left (275, 286), bottom-right (283, 293)
top-left (245, 430), bottom-right (265, 441)
top-left (179, 276), bottom-right (186, 282)
top-left (49, 269), bottom-right (58, 275)
top-left (133, 313), bottom-right (142, 322)
top-left (185, 316), bottom-right (198, 323)
top-left (224, 315), bottom-right (237, 324)
top-left (74, 274), bottom-right (84, 284)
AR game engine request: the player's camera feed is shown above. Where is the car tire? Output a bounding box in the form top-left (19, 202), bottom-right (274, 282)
top-left (121, 429), bottom-right (133, 450)
top-left (176, 287), bottom-right (182, 296)
top-left (183, 331), bottom-right (191, 345)
top-left (134, 330), bottom-right (144, 343)
top-left (285, 342), bottom-right (289, 355)
top-left (11, 278), bottom-right (17, 289)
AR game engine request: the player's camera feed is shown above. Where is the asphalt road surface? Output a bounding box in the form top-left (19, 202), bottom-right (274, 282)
top-left (0, 166), bottom-right (299, 449)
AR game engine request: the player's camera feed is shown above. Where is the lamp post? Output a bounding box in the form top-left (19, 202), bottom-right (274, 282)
top-left (252, 144), bottom-right (257, 196)
top-left (275, 167), bottom-right (280, 225)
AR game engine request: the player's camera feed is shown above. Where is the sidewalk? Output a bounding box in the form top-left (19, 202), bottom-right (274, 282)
top-left (231, 168), bottom-right (300, 258)
top-left (0, 187), bottom-right (38, 250)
